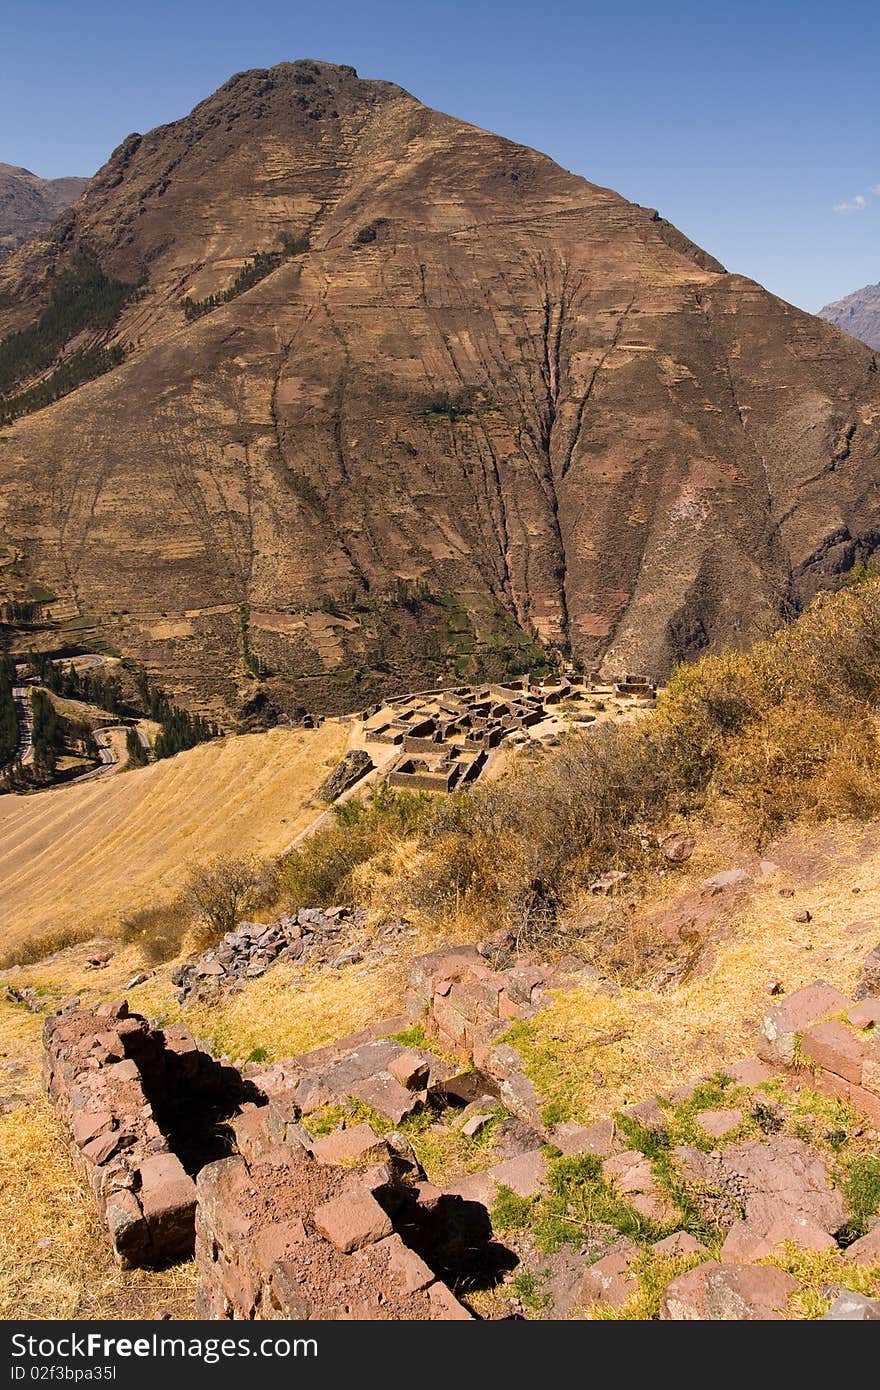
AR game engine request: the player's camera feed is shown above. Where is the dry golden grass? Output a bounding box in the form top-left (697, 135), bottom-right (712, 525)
top-left (0, 1004), bottom-right (196, 1319)
top-left (130, 958), bottom-right (409, 1062)
top-left (0, 722), bottom-right (346, 962)
top-left (505, 819), bottom-right (880, 1124)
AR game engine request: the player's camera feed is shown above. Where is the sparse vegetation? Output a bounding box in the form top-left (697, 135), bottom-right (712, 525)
top-left (185, 854), bottom-right (264, 948)
top-left (277, 785), bottom-right (431, 906)
top-left (494, 1154), bottom-right (650, 1254)
top-left (0, 922), bottom-right (93, 971)
top-left (423, 388), bottom-right (477, 422)
top-left (181, 232), bottom-right (308, 319)
top-left (0, 249), bottom-right (138, 423)
top-left (120, 898), bottom-right (191, 965)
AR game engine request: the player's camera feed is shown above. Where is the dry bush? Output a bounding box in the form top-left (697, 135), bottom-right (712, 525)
top-left (278, 786), bottom-right (430, 907)
top-left (119, 898), bottom-right (192, 965)
top-left (403, 578), bottom-right (880, 929)
top-left (0, 923), bottom-right (94, 970)
top-left (711, 703), bottom-right (880, 843)
top-left (184, 854), bottom-right (264, 949)
top-left (405, 722), bottom-right (670, 935)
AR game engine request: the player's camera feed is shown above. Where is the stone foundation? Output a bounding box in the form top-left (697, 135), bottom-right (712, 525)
top-left (758, 980), bottom-right (880, 1127)
top-left (43, 1002), bottom-right (255, 1267)
top-left (194, 1109), bottom-right (472, 1320)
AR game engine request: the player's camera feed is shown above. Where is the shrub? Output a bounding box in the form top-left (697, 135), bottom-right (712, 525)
top-left (184, 855), bottom-right (263, 947)
top-left (422, 389), bottom-right (477, 422)
top-left (120, 899), bottom-right (191, 965)
top-left (277, 786), bottom-right (431, 906)
top-left (0, 924), bottom-right (93, 970)
top-left (125, 726), bottom-right (149, 767)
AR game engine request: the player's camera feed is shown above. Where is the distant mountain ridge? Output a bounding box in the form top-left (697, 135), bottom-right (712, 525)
top-left (818, 282), bottom-right (880, 350)
top-left (0, 163), bottom-right (89, 256)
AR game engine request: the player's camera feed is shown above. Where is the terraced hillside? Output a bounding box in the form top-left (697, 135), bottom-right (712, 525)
top-left (0, 721), bottom-right (345, 958)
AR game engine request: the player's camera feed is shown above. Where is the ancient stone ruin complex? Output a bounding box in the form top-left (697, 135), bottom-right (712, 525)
top-left (43, 955), bottom-right (880, 1319)
top-left (360, 674), bottom-right (657, 795)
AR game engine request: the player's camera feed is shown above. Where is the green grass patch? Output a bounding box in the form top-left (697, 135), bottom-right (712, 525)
top-left (498, 1154), bottom-right (668, 1255)
top-left (510, 1270), bottom-right (551, 1317)
top-left (302, 1098), bottom-right (395, 1138)
top-left (490, 1183), bottom-right (538, 1235)
top-left (840, 1155), bottom-right (880, 1240)
top-left (386, 1021), bottom-right (462, 1065)
top-left (404, 1103), bottom-right (507, 1179)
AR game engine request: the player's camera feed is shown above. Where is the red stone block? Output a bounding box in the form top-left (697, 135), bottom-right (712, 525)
top-left (427, 1281), bottom-right (473, 1319)
top-left (137, 1152), bottom-right (197, 1220)
top-left (310, 1123), bottom-right (388, 1167)
top-left (847, 998), bottom-right (880, 1029)
top-left (758, 981), bottom-right (851, 1065)
top-left (581, 1238), bottom-right (638, 1310)
top-left (800, 1020), bottom-right (866, 1085)
top-left (312, 1191), bottom-right (392, 1253)
top-left (662, 1261), bottom-right (799, 1320)
top-left (387, 1052), bottom-right (430, 1090)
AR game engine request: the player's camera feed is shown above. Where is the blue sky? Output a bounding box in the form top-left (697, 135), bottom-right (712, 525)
top-left (1, 0), bottom-right (878, 312)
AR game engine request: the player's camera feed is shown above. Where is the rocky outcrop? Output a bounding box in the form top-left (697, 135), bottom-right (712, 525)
top-left (170, 906), bottom-right (413, 1003)
top-left (2, 61), bottom-right (880, 716)
top-left (317, 750), bottom-right (372, 802)
top-left (194, 1119), bottom-right (471, 1320)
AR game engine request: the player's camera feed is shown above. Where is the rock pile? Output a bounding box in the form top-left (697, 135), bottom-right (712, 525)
top-left (171, 906), bottom-right (378, 1003)
top-left (244, 1021), bottom-right (456, 1125)
top-left (195, 1110), bottom-right (472, 1319)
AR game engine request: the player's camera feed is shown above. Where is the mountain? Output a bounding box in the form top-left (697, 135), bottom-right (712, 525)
top-left (1, 60), bottom-right (879, 722)
top-left (818, 282), bottom-right (880, 350)
top-left (0, 163), bottom-right (88, 256)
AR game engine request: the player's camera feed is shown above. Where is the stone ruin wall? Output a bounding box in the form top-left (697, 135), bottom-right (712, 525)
top-left (43, 1003), bottom-right (202, 1267)
top-left (41, 941), bottom-right (880, 1319)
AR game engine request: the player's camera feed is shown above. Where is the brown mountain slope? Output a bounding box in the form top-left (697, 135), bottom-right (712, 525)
top-left (819, 281), bottom-right (880, 350)
top-left (1, 60), bottom-right (879, 720)
top-left (0, 164), bottom-right (88, 256)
